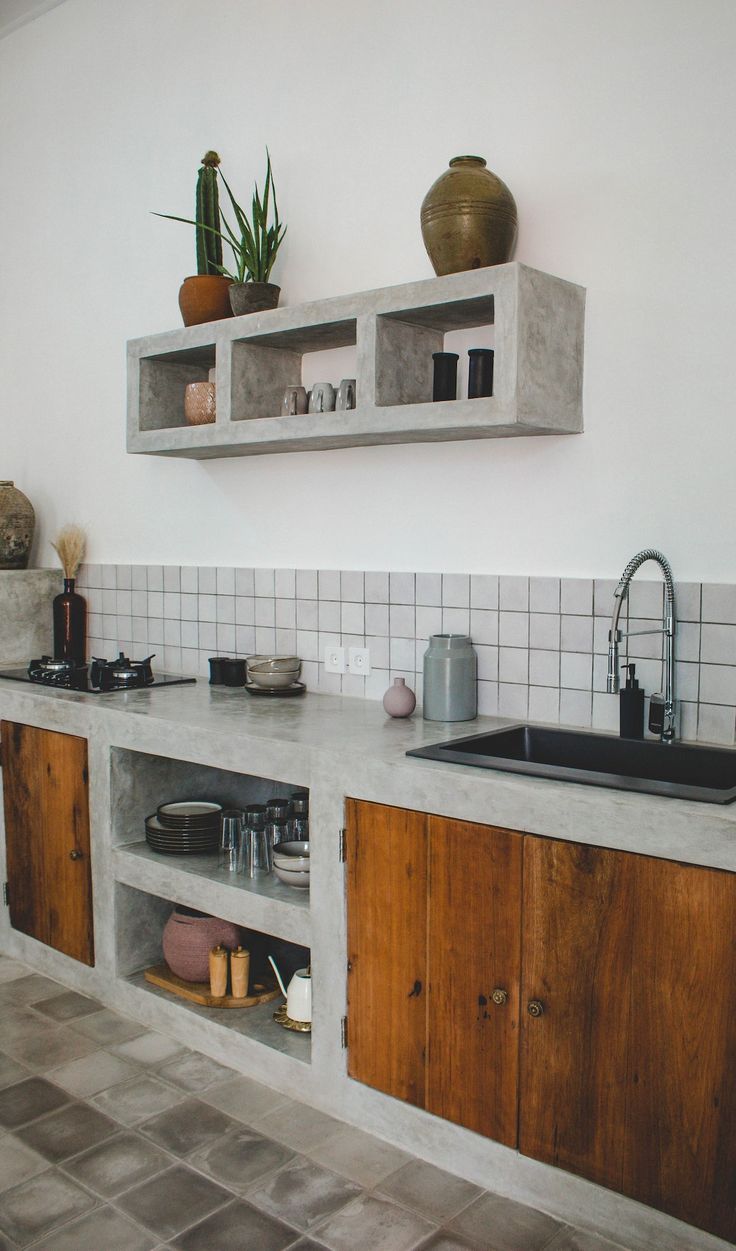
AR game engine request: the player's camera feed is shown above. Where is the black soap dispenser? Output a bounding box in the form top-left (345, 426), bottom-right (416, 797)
top-left (620, 663), bottom-right (645, 739)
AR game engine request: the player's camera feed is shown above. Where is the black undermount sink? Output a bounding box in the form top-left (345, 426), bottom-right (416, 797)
top-left (407, 724), bottom-right (736, 804)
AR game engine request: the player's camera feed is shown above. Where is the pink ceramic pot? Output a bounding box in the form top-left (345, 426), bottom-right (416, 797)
top-left (383, 676), bottom-right (416, 718)
top-left (162, 906), bottom-right (242, 983)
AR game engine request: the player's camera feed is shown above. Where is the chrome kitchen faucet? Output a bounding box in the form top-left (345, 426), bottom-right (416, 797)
top-left (606, 549), bottom-right (676, 741)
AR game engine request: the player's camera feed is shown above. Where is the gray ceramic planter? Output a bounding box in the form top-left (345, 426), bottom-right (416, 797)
top-left (229, 282), bottom-right (281, 316)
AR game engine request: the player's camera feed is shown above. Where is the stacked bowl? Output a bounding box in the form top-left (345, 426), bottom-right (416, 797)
top-left (145, 801), bottom-right (222, 855)
top-left (247, 655), bottom-right (302, 690)
top-left (273, 839), bottom-right (310, 888)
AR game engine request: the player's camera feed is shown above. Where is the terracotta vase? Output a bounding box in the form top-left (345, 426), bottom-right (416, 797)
top-left (162, 906), bottom-right (241, 982)
top-left (184, 381), bottom-right (216, 425)
top-left (178, 275), bottom-right (234, 327)
top-left (420, 155), bottom-right (518, 276)
top-left (0, 481), bottom-right (34, 569)
top-left (229, 282), bottom-right (280, 316)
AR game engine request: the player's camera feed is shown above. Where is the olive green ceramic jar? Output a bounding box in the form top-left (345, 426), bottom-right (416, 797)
top-left (420, 155), bottom-right (518, 276)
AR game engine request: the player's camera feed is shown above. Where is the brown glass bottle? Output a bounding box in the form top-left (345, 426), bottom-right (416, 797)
top-left (53, 578), bottom-right (87, 663)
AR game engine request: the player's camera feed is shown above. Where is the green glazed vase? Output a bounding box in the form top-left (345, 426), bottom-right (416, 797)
top-left (420, 155), bottom-right (518, 276)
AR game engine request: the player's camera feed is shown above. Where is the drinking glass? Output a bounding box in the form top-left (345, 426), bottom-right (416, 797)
top-left (219, 809), bottom-right (243, 872)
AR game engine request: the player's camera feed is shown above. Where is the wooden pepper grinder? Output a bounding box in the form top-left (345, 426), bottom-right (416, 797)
top-left (230, 946), bottom-right (250, 999)
top-left (209, 944), bottom-right (228, 998)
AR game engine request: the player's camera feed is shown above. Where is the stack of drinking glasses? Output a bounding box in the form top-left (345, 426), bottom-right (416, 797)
top-left (218, 793), bottom-right (310, 881)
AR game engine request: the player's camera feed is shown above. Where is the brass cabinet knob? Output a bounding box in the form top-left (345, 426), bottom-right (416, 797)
top-left (527, 999), bottom-right (545, 1018)
top-left (491, 988), bottom-right (508, 1006)
top-left (69, 849), bottom-right (83, 861)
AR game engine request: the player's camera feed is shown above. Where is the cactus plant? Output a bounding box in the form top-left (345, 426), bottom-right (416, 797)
top-left (195, 151), bottom-right (223, 276)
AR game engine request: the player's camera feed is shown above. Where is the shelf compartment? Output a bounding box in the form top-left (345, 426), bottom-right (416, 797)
top-left (138, 344), bottom-right (216, 432)
top-left (114, 843), bottom-right (310, 947)
top-left (230, 318), bottom-right (358, 422)
top-left (124, 969), bottom-right (310, 1064)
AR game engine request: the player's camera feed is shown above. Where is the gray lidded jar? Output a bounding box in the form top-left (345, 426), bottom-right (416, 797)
top-left (423, 634), bottom-right (477, 722)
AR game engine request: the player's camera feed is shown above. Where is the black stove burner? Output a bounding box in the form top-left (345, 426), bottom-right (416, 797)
top-left (90, 652), bottom-right (155, 691)
top-left (0, 653), bottom-right (197, 694)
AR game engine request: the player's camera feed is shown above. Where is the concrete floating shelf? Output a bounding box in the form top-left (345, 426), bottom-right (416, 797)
top-left (127, 263), bottom-right (585, 459)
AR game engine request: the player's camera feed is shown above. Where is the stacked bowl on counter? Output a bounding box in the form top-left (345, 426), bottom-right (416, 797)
top-left (273, 840), bottom-right (310, 888)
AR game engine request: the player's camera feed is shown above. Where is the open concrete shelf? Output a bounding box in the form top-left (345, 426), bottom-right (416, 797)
top-left (127, 263), bottom-right (585, 458)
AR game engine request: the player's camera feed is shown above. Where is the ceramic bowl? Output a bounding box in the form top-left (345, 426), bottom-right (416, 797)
top-left (274, 864), bottom-right (310, 889)
top-left (273, 853), bottom-right (310, 872)
top-left (247, 655), bottom-right (301, 673)
top-left (249, 668), bottom-right (301, 689)
top-left (273, 841), bottom-right (310, 857)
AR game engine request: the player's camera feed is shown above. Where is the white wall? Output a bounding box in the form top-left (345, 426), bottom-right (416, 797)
top-left (1, 0), bottom-right (735, 580)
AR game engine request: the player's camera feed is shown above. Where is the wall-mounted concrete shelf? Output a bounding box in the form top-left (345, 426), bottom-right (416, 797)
top-left (127, 263), bottom-right (585, 459)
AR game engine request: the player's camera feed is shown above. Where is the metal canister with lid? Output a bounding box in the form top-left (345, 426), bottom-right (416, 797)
top-left (422, 633), bottom-right (478, 721)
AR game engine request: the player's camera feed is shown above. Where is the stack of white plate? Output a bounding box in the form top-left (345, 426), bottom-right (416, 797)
top-left (145, 801), bottom-right (222, 855)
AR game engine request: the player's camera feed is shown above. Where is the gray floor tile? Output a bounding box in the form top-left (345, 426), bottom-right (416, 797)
top-left (200, 1073), bottom-right (289, 1123)
top-left (377, 1159), bottom-right (483, 1224)
top-left (171, 1198), bottom-right (299, 1251)
top-left (0, 1025), bottom-right (99, 1071)
top-left (544, 1230), bottom-right (629, 1251)
top-left (70, 1008), bottom-right (148, 1046)
top-left (246, 1155), bottom-right (361, 1232)
top-left (188, 1125), bottom-right (295, 1193)
top-left (90, 1074), bottom-right (185, 1126)
top-left (139, 1096), bottom-right (236, 1156)
top-left (0, 1167), bottom-right (97, 1246)
top-left (0, 1132), bottom-right (48, 1191)
top-left (16, 1100), bottom-right (118, 1163)
top-left (418, 1235), bottom-right (484, 1250)
top-left (30, 990), bottom-right (102, 1022)
top-left (251, 1097), bottom-right (344, 1152)
top-left (0, 1077), bottom-right (70, 1129)
top-left (62, 1129), bottom-right (172, 1198)
top-left (314, 1192), bottom-right (436, 1251)
top-left (449, 1194), bottom-right (564, 1251)
top-left (156, 1050), bottom-right (235, 1092)
top-left (0, 1053), bottom-right (30, 1091)
top-left (0, 958), bottom-right (30, 983)
top-left (306, 1124), bottom-right (412, 1187)
top-left (117, 1163), bottom-right (231, 1241)
top-left (26, 1203), bottom-right (158, 1251)
top-left (111, 1030), bottom-right (185, 1066)
top-left (288, 1241), bottom-right (329, 1250)
top-left (48, 1050), bottom-right (138, 1097)
top-left (0, 974), bottom-right (61, 1005)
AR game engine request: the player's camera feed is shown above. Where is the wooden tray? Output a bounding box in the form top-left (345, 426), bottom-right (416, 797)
top-left (144, 963), bottom-right (281, 1009)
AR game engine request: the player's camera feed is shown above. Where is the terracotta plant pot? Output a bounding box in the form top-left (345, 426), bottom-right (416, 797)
top-left (178, 275), bottom-right (234, 327)
top-left (420, 155), bottom-right (517, 276)
top-left (162, 906), bottom-right (241, 982)
top-left (229, 282), bottom-right (280, 316)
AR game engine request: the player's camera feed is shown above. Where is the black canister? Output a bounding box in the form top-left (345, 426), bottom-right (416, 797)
top-left (208, 656), bottom-right (231, 685)
top-left (467, 348), bottom-right (494, 398)
top-left (222, 658), bottom-right (247, 687)
top-left (432, 351), bottom-right (459, 401)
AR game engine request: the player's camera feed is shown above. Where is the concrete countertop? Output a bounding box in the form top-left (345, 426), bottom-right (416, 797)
top-left (1, 677), bottom-right (735, 872)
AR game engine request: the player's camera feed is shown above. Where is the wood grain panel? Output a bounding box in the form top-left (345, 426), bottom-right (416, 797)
top-left (2, 720), bottom-right (94, 966)
top-left (427, 817), bottom-right (522, 1143)
top-left (345, 799), bottom-right (427, 1107)
top-left (519, 836), bottom-right (635, 1191)
top-left (623, 856), bottom-right (736, 1243)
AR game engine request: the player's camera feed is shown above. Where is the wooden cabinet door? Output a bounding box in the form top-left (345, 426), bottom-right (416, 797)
top-left (2, 721), bottom-right (94, 966)
top-left (345, 799), bottom-right (428, 1107)
top-left (427, 816), bottom-right (522, 1144)
top-left (520, 836), bottom-right (736, 1243)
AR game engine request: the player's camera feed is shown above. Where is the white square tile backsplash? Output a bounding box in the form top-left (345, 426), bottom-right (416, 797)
top-left (76, 565), bottom-right (736, 746)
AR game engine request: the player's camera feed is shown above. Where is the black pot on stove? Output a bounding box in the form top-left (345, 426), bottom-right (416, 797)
top-left (90, 652), bottom-right (156, 691)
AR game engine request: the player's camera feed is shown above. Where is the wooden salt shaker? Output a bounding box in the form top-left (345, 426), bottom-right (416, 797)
top-left (209, 944), bottom-right (228, 998)
top-left (230, 946), bottom-right (250, 999)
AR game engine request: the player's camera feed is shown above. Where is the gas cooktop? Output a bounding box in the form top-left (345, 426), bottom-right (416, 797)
top-left (0, 652), bottom-right (196, 694)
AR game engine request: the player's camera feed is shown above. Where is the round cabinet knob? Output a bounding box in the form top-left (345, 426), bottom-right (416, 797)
top-left (527, 999), bottom-right (545, 1018)
top-left (69, 849), bottom-right (83, 861)
top-left (491, 988), bottom-right (508, 1006)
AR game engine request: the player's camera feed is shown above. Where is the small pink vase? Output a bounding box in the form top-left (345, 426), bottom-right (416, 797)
top-left (383, 676), bottom-right (416, 718)
top-left (162, 907), bottom-right (242, 982)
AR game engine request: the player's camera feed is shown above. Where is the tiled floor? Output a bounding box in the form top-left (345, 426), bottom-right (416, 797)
top-left (0, 956), bottom-right (634, 1251)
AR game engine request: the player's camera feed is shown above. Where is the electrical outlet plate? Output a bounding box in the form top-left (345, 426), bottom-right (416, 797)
top-left (349, 647), bottom-right (371, 675)
top-left (324, 646), bottom-right (347, 673)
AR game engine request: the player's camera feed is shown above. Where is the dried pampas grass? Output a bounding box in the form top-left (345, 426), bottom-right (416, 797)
top-left (51, 524), bottom-right (87, 579)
